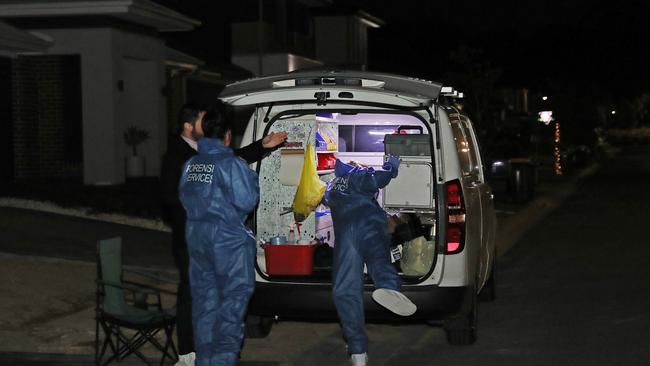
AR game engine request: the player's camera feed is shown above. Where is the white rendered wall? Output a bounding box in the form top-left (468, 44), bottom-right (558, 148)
top-left (31, 27), bottom-right (166, 184)
top-left (112, 29), bottom-right (166, 179)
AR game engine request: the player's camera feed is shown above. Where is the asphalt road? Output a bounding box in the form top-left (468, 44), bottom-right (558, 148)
top-left (2, 147), bottom-right (649, 365)
top-left (237, 146), bottom-right (650, 365)
top-left (0, 207), bottom-right (174, 269)
top-left (440, 145), bottom-right (650, 364)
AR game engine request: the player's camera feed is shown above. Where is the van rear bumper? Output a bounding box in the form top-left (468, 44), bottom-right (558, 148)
top-left (248, 282), bottom-right (467, 321)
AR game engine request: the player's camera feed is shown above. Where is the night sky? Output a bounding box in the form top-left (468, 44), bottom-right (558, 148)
top-left (160, 0), bottom-right (650, 98)
top-left (357, 0), bottom-right (650, 96)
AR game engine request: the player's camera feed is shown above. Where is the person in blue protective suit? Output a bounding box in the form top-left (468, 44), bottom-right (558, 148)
top-left (179, 105), bottom-right (260, 366)
top-left (162, 103), bottom-right (286, 366)
top-left (324, 157), bottom-right (417, 366)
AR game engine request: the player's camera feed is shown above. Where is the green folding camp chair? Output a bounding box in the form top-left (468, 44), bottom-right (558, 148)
top-left (95, 237), bottom-right (177, 366)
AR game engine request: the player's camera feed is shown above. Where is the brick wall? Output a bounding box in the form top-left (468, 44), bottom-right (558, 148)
top-left (11, 55), bottom-right (82, 181)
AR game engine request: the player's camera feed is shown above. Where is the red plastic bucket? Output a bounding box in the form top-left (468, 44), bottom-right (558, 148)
top-left (262, 244), bottom-right (316, 276)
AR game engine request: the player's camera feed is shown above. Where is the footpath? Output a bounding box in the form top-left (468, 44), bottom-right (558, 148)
top-left (0, 163), bottom-right (599, 365)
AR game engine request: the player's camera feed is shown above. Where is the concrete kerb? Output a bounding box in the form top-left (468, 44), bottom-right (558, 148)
top-left (0, 251), bottom-right (177, 277)
top-left (0, 197), bottom-right (170, 232)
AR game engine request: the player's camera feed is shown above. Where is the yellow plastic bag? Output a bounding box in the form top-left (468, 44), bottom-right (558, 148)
top-left (292, 144), bottom-right (326, 221)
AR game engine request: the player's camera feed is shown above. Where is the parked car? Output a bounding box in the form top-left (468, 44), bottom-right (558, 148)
top-left (487, 158), bottom-right (536, 204)
top-left (220, 70), bottom-right (497, 345)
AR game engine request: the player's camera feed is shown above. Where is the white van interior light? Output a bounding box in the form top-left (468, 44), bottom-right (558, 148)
top-left (361, 79), bottom-right (386, 88)
top-left (367, 129), bottom-right (396, 136)
top-left (272, 79), bottom-right (296, 88)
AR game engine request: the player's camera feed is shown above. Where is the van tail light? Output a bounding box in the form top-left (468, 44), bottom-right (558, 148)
top-left (446, 179), bottom-right (465, 254)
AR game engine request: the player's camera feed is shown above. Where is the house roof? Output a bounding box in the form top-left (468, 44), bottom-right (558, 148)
top-left (165, 47), bottom-right (204, 71)
top-left (312, 6), bottom-right (385, 28)
top-left (0, 20), bottom-right (52, 55)
top-left (0, 0), bottom-right (200, 32)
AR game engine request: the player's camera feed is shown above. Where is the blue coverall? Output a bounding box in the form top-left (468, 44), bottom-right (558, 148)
top-left (323, 157), bottom-right (401, 355)
top-left (179, 138), bottom-right (260, 366)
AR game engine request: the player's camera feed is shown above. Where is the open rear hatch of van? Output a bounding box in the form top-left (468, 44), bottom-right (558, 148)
top-left (220, 70), bottom-right (442, 107)
top-left (219, 71), bottom-right (444, 285)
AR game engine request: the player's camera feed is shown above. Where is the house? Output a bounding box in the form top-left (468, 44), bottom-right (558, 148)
top-left (230, 2), bottom-right (382, 76)
top-left (0, 0), bottom-right (381, 186)
top-left (0, 0), bottom-right (202, 185)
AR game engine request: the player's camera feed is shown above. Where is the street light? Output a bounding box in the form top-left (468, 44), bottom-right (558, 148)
top-left (542, 96), bottom-right (548, 101)
top-left (538, 110), bottom-right (554, 125)
top-left (611, 110), bottom-right (616, 115)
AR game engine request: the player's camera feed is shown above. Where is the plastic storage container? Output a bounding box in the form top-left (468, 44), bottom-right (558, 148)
top-left (384, 134), bottom-right (431, 156)
top-left (262, 244), bottom-right (316, 276)
top-left (317, 152), bottom-right (336, 170)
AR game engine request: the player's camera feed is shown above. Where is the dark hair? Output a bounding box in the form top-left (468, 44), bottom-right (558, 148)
top-left (201, 101), bottom-right (232, 139)
top-left (391, 213), bottom-right (425, 246)
top-left (177, 102), bottom-right (206, 133)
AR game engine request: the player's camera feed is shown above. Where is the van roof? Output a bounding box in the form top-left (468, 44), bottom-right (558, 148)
top-left (219, 70), bottom-right (443, 107)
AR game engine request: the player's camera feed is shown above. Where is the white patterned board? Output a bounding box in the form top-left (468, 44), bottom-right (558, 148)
top-left (257, 119), bottom-right (334, 244)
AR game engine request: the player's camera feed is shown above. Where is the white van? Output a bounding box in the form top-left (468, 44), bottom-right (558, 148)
top-left (220, 70), bottom-right (497, 345)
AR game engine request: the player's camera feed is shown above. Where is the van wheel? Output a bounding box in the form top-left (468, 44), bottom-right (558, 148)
top-left (479, 259), bottom-right (496, 302)
top-left (245, 314), bottom-right (273, 338)
top-left (444, 285), bottom-right (478, 345)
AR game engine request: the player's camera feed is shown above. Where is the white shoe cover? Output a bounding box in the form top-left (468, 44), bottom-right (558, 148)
top-left (350, 353), bottom-right (368, 366)
top-left (372, 288), bottom-right (417, 316)
top-left (174, 352), bottom-right (196, 366)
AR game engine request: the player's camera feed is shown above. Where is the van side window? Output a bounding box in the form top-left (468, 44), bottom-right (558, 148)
top-left (450, 118), bottom-right (475, 178)
top-left (338, 125), bottom-right (353, 152)
top-left (460, 117), bottom-right (483, 181)
top-left (338, 125), bottom-right (400, 152)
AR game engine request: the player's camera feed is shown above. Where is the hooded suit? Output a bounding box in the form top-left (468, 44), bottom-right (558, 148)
top-left (323, 157), bottom-right (401, 355)
top-left (179, 138), bottom-right (259, 366)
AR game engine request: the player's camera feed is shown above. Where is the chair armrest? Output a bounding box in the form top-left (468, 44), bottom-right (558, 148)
top-left (97, 279), bottom-right (159, 295)
top-left (97, 279), bottom-right (163, 310)
top-left (122, 268), bottom-right (178, 296)
top-left (122, 280), bottom-right (162, 295)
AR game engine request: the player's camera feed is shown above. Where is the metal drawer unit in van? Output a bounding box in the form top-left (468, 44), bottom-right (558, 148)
top-left (382, 156), bottom-right (434, 210)
top-left (383, 134), bottom-right (434, 210)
